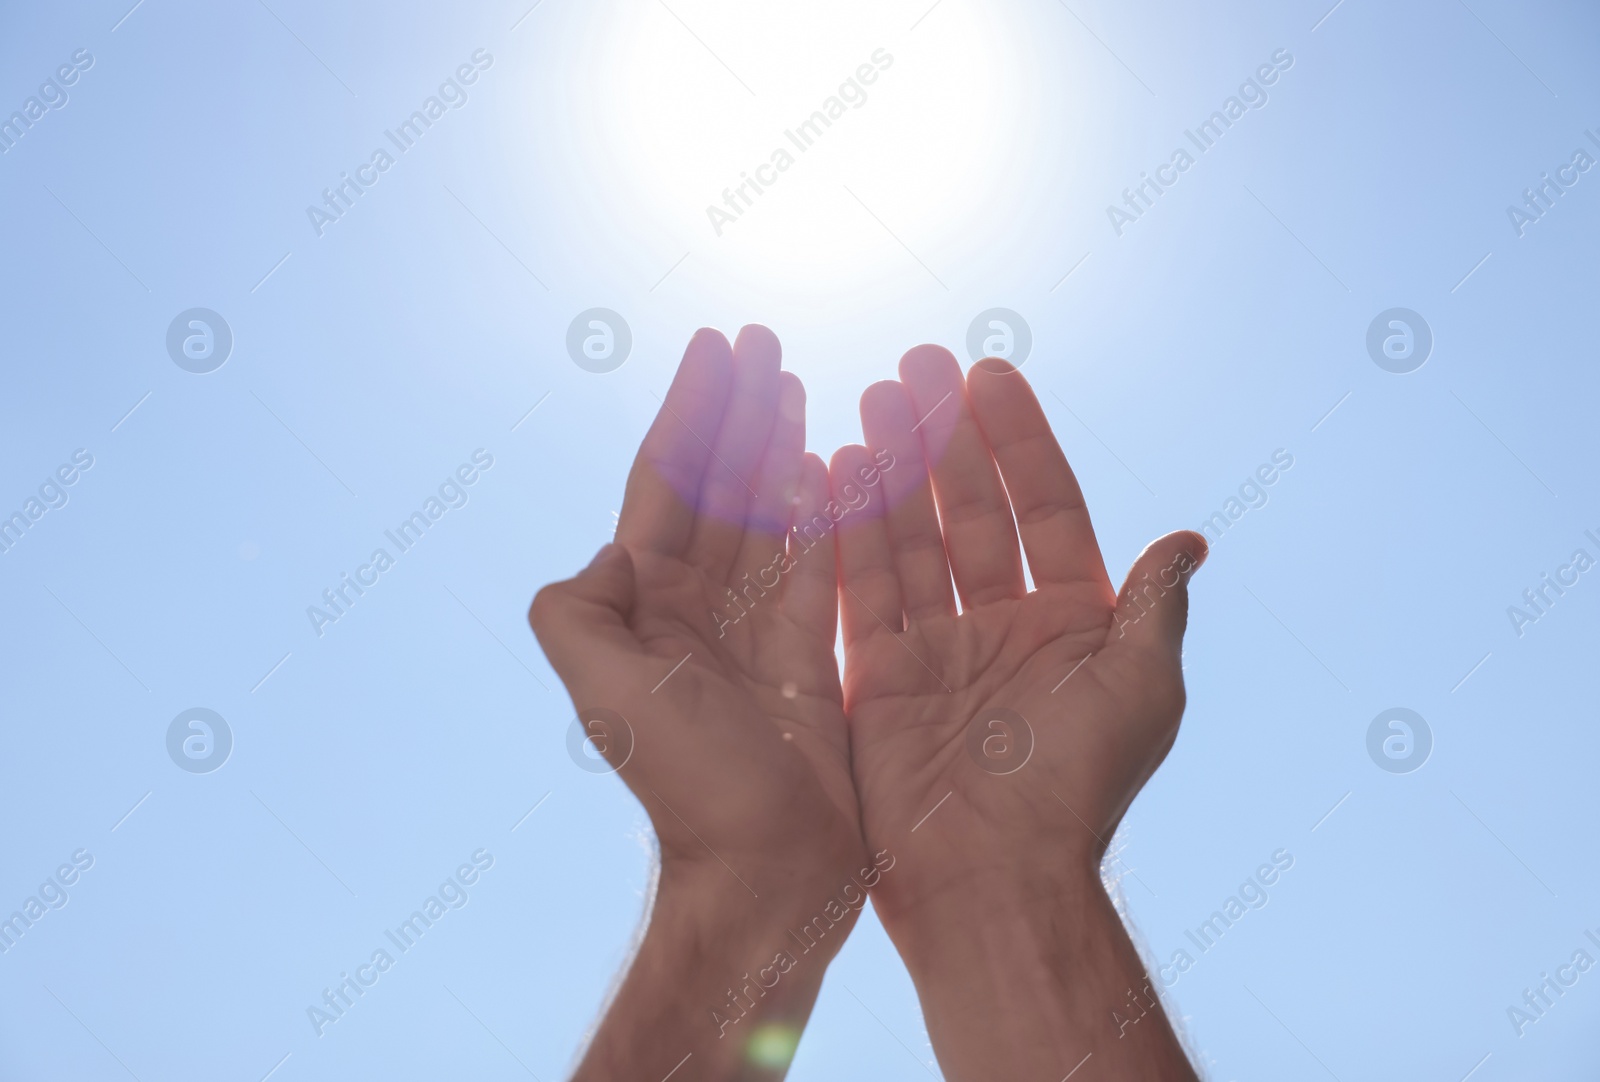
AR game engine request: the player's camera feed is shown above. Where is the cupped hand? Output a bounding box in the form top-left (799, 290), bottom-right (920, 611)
top-left (531, 325), bottom-right (865, 910)
top-left (829, 347), bottom-right (1207, 927)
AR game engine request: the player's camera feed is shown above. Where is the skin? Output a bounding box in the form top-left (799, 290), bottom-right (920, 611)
top-left (529, 326), bottom-right (870, 1080)
top-left (833, 346), bottom-right (1205, 1079)
top-left (531, 328), bottom-right (1205, 1080)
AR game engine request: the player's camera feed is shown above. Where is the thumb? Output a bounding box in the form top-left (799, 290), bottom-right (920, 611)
top-left (528, 543), bottom-right (640, 691)
top-left (1110, 530), bottom-right (1207, 658)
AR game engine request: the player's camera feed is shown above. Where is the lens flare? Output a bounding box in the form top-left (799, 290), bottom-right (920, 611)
top-left (746, 1022), bottom-right (802, 1069)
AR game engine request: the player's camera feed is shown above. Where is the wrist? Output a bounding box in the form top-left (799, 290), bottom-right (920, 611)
top-left (880, 862), bottom-right (1196, 1082)
top-left (882, 860), bottom-right (1105, 1010)
top-left (653, 849), bottom-right (872, 966)
top-left (873, 846), bottom-right (1100, 938)
top-left (580, 858), bottom-right (868, 1076)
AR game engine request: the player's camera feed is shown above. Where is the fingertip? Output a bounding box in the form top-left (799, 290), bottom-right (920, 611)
top-left (971, 356), bottom-right (1020, 379)
top-left (734, 323), bottom-right (782, 368)
top-left (827, 443), bottom-right (870, 479)
top-left (795, 453), bottom-right (831, 514)
top-left (965, 357), bottom-right (1051, 459)
top-left (686, 326), bottom-right (733, 360)
top-left (829, 444), bottom-right (888, 523)
top-left (777, 370), bottom-right (806, 423)
top-left (860, 379), bottom-right (910, 423)
top-left (966, 358), bottom-right (1034, 412)
top-left (676, 327), bottom-right (734, 393)
top-left (1137, 530), bottom-right (1209, 579)
top-left (897, 343), bottom-right (961, 386)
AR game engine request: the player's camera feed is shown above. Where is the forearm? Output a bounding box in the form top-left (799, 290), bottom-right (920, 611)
top-left (884, 865), bottom-right (1197, 1082)
top-left (572, 863), bottom-right (856, 1082)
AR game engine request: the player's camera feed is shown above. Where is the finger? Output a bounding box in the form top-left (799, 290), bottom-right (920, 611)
top-left (1110, 531), bottom-right (1208, 660)
top-left (781, 452), bottom-right (839, 641)
top-left (731, 371), bottom-right (806, 586)
top-left (829, 444), bottom-right (903, 648)
top-left (859, 380), bottom-right (957, 621)
top-left (616, 328), bottom-right (734, 558)
top-left (966, 358), bottom-right (1114, 597)
top-left (528, 543), bottom-right (642, 694)
top-left (685, 324), bottom-right (783, 579)
top-left (897, 344), bottom-right (1025, 608)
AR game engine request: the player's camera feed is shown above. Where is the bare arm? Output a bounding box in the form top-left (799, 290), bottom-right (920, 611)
top-left (832, 348), bottom-right (1203, 1080)
top-left (530, 326), bottom-right (868, 1080)
top-left (883, 865), bottom-right (1195, 1079)
top-left (572, 863), bottom-right (861, 1081)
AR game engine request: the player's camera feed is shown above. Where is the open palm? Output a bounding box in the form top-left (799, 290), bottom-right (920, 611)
top-left (827, 347), bottom-right (1206, 926)
top-left (531, 326), bottom-right (864, 905)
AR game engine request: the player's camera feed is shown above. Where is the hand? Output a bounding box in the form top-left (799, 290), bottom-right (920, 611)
top-left (530, 326), bottom-right (868, 1078)
top-left (830, 346), bottom-right (1205, 1078)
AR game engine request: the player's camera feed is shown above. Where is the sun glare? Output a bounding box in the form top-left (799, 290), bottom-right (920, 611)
top-left (571, 0), bottom-right (1031, 295)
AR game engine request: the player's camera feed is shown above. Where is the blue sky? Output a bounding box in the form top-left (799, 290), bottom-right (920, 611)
top-left (2, 0), bottom-right (1598, 1078)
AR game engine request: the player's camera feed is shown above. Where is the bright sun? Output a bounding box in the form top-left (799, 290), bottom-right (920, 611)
top-left (566, 0), bottom-right (1037, 296)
